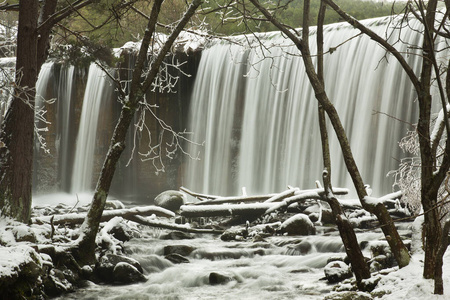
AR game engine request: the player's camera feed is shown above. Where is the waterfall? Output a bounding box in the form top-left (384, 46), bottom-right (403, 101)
top-left (71, 63), bottom-right (113, 194)
top-left (56, 65), bottom-right (75, 192)
top-left (184, 16), bottom-right (426, 197)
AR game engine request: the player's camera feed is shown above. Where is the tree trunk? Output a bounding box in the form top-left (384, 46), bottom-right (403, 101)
top-left (0, 0), bottom-right (39, 223)
top-left (315, 1), bottom-right (370, 286)
top-left (433, 218), bottom-right (450, 294)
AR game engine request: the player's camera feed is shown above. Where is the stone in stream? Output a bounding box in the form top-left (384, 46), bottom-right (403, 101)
top-left (323, 260), bottom-right (353, 283)
top-left (113, 262), bottom-right (147, 284)
top-left (163, 245), bottom-right (196, 256)
top-left (95, 254), bottom-right (144, 283)
top-left (209, 271), bottom-right (235, 285)
top-left (160, 230), bottom-right (195, 240)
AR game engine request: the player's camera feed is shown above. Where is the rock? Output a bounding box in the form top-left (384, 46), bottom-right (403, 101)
top-left (11, 225), bottom-right (37, 243)
top-left (160, 231), bottom-right (194, 240)
top-left (43, 269), bottom-right (74, 297)
top-left (165, 253), bottom-right (190, 264)
top-left (209, 271), bottom-right (234, 285)
top-left (163, 245), bottom-right (196, 256)
top-left (113, 262), bottom-right (147, 284)
top-left (95, 254), bottom-right (144, 283)
top-left (220, 227), bottom-right (248, 241)
top-left (154, 190), bottom-right (186, 212)
top-left (108, 221), bottom-right (134, 242)
top-left (280, 214), bottom-right (316, 236)
top-left (324, 261), bottom-right (353, 283)
top-left (0, 245), bottom-right (45, 299)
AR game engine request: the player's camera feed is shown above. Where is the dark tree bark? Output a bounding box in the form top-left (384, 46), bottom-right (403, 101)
top-left (73, 0), bottom-right (204, 265)
top-left (315, 0), bottom-right (370, 286)
top-left (0, 0), bottom-right (39, 223)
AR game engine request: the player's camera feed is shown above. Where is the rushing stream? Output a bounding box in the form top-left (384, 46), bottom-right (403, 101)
top-left (56, 226), bottom-right (398, 299)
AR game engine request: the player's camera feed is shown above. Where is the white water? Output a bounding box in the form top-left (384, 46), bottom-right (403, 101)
top-left (56, 65), bottom-right (75, 191)
top-left (71, 63), bottom-right (113, 193)
top-left (185, 17), bottom-right (425, 197)
top-left (55, 226), bottom-right (396, 300)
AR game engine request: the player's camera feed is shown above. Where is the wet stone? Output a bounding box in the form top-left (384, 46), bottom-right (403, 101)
top-left (165, 253), bottom-right (190, 264)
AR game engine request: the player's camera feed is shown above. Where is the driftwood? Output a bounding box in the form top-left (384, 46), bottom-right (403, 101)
top-left (32, 206), bottom-right (175, 225)
top-left (125, 215), bottom-right (224, 234)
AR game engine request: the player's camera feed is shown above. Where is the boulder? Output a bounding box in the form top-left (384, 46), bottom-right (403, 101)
top-left (280, 214), bottom-right (316, 236)
top-left (324, 260), bottom-right (353, 283)
top-left (95, 254), bottom-right (144, 283)
top-left (160, 231), bottom-right (194, 240)
top-left (113, 262), bottom-right (147, 284)
top-left (0, 245), bottom-right (45, 299)
top-left (154, 190), bottom-right (186, 212)
top-left (209, 271), bottom-right (235, 285)
top-left (163, 245), bottom-right (196, 256)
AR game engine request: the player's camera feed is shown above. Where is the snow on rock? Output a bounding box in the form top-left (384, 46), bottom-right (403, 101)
top-left (323, 260), bottom-right (353, 283)
top-left (280, 213), bottom-right (316, 236)
top-left (0, 245), bottom-right (45, 297)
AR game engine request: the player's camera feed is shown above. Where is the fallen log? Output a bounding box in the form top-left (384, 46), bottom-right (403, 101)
top-left (265, 191), bottom-right (322, 215)
top-left (180, 203), bottom-right (276, 218)
top-left (190, 187), bottom-right (349, 206)
top-left (125, 215), bottom-right (224, 234)
top-left (193, 194), bottom-right (278, 205)
top-left (32, 206), bottom-right (175, 225)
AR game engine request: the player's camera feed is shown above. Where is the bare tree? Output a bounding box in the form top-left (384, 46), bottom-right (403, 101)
top-left (73, 0), bottom-right (203, 264)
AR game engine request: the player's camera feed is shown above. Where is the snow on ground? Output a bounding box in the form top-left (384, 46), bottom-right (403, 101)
top-left (372, 252), bottom-right (450, 299)
top-left (2, 194), bottom-right (450, 298)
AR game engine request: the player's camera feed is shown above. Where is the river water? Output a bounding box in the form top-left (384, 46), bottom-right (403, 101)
top-left (57, 224), bottom-right (397, 299)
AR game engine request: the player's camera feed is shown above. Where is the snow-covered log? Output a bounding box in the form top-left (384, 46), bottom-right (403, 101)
top-left (32, 206), bottom-right (175, 225)
top-left (125, 215), bottom-right (224, 234)
top-left (190, 187), bottom-right (349, 206)
top-left (180, 203), bottom-right (276, 217)
top-left (193, 194), bottom-right (278, 205)
top-left (265, 192), bottom-right (321, 215)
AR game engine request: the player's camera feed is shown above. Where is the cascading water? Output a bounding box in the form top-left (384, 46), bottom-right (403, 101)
top-left (56, 65), bottom-right (75, 192)
top-left (71, 63), bottom-right (114, 194)
top-left (185, 17), bottom-right (425, 197)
